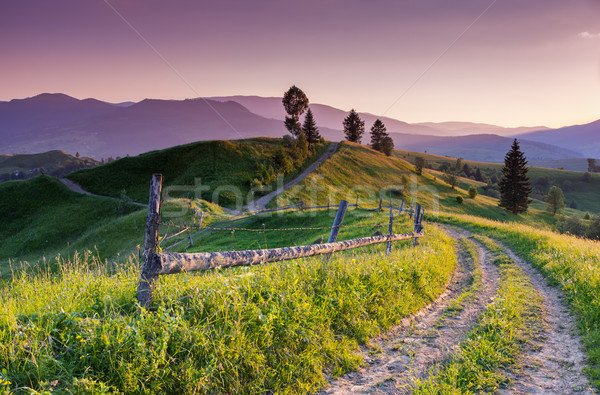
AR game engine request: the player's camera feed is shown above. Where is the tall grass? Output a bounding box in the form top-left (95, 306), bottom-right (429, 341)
top-left (0, 226), bottom-right (455, 393)
top-left (436, 213), bottom-right (600, 389)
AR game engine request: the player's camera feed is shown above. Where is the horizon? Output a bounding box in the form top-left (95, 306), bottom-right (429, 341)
top-left (2, 0), bottom-right (600, 128)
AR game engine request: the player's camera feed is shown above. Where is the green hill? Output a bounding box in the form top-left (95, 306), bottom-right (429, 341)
top-left (394, 149), bottom-right (600, 214)
top-left (67, 138), bottom-right (329, 207)
top-left (0, 150), bottom-right (98, 182)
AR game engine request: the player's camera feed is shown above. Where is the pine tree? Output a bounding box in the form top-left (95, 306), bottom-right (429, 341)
top-left (282, 85), bottom-right (309, 138)
top-left (343, 109), bottom-right (365, 143)
top-left (369, 119), bottom-right (388, 151)
top-left (302, 108), bottom-right (321, 145)
top-left (498, 139), bottom-right (532, 214)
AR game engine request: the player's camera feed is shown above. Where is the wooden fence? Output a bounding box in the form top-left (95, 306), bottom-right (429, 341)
top-left (137, 174), bottom-right (425, 308)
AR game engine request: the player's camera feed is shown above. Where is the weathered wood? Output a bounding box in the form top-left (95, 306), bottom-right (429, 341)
top-left (386, 192), bottom-right (394, 255)
top-left (155, 232), bottom-right (425, 275)
top-left (378, 197), bottom-right (382, 213)
top-left (137, 173), bottom-right (163, 309)
top-left (413, 203), bottom-right (422, 247)
top-left (399, 199), bottom-right (404, 216)
top-left (328, 200), bottom-right (348, 243)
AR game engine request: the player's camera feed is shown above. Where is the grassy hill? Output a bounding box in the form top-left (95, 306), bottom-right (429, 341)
top-left (67, 138), bottom-right (329, 207)
top-left (0, 150), bottom-right (98, 182)
top-left (394, 149), bottom-right (600, 214)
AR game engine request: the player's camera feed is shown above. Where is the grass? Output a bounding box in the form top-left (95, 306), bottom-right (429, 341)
top-left (67, 138), bottom-right (329, 207)
top-left (395, 149), bottom-right (600, 214)
top-left (434, 212), bottom-right (600, 390)
top-left (0, 176), bottom-right (144, 271)
top-left (0, 150), bottom-right (98, 181)
top-left (0, 225), bottom-right (456, 393)
top-left (414, 235), bottom-right (544, 393)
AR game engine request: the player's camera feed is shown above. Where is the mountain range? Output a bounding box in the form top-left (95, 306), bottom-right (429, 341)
top-left (0, 93), bottom-right (597, 163)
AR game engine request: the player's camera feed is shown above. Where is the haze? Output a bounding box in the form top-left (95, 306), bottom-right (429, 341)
top-left (1, 0), bottom-right (600, 128)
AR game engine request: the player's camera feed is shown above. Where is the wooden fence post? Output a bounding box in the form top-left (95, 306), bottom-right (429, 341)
top-left (378, 197), bottom-right (382, 213)
top-left (355, 195), bottom-right (358, 208)
top-left (137, 173), bottom-right (163, 309)
top-left (412, 203), bottom-right (422, 247)
top-left (328, 200), bottom-right (348, 243)
top-left (386, 192), bottom-right (394, 255)
top-left (399, 198), bottom-right (404, 216)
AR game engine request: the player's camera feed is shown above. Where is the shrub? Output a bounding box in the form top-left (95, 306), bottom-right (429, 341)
top-left (456, 196), bottom-right (464, 204)
top-left (584, 211), bottom-right (591, 220)
top-left (468, 186), bottom-right (478, 199)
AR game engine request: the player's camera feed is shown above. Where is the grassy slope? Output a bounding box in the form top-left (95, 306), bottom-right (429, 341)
top-left (0, 150), bottom-right (98, 179)
top-left (0, 226), bottom-right (456, 394)
top-left (0, 176), bottom-right (145, 271)
top-left (395, 149), bottom-right (600, 214)
top-left (67, 138), bottom-right (328, 206)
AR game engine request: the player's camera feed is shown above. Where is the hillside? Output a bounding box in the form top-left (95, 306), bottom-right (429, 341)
top-left (394, 149), bottom-right (600, 214)
top-left (0, 150), bottom-right (98, 182)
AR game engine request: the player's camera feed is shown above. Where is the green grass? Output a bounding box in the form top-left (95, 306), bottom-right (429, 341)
top-left (441, 238), bottom-right (482, 318)
top-left (414, 235), bottom-right (544, 393)
top-left (0, 176), bottom-right (145, 271)
top-left (0, 150), bottom-right (98, 181)
top-left (67, 138), bottom-right (329, 207)
top-left (0, 225), bottom-right (456, 393)
top-left (434, 213), bottom-right (600, 390)
top-left (395, 149), bottom-right (600, 214)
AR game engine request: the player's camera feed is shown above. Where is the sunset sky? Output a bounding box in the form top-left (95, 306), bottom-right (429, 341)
top-left (1, 0), bottom-right (600, 128)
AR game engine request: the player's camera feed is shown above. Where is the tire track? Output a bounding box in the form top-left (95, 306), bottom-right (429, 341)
top-left (319, 227), bottom-right (500, 394)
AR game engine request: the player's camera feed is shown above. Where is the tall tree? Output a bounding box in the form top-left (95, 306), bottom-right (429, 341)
top-left (545, 185), bottom-right (565, 215)
top-left (343, 109), bottom-right (365, 143)
top-left (282, 85), bottom-right (309, 138)
top-left (302, 108), bottom-right (321, 145)
top-left (588, 158), bottom-right (598, 173)
top-left (369, 119), bottom-right (388, 151)
top-left (498, 139), bottom-right (532, 214)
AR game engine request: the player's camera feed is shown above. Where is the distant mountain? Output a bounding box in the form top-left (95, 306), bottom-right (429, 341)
top-left (516, 119), bottom-right (600, 158)
top-left (386, 133), bottom-right (581, 163)
top-left (0, 93), bottom-right (588, 163)
top-left (414, 121), bottom-right (548, 137)
top-left (0, 150), bottom-right (98, 182)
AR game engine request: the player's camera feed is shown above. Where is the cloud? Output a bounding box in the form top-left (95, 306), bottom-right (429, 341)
top-left (578, 31), bottom-right (600, 39)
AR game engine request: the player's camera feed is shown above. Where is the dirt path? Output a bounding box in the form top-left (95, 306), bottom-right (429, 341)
top-left (58, 177), bottom-right (147, 207)
top-left (245, 142), bottom-right (339, 212)
top-left (496, 241), bottom-right (594, 395)
top-left (319, 227), bottom-right (500, 394)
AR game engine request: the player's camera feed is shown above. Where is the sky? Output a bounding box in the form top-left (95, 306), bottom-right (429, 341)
top-left (1, 0), bottom-right (600, 128)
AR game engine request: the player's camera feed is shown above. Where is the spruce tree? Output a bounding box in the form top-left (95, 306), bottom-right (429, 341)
top-left (369, 119), bottom-right (388, 151)
top-left (282, 85), bottom-right (309, 138)
top-left (498, 139), bottom-right (532, 214)
top-left (343, 109), bottom-right (365, 143)
top-left (302, 108), bottom-right (321, 145)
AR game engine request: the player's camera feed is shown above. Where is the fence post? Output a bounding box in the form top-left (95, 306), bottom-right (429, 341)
top-left (355, 195), bottom-right (358, 208)
top-left (386, 192), bottom-right (394, 255)
top-left (328, 200), bottom-right (348, 243)
top-left (378, 197), bottom-right (382, 213)
top-left (412, 203), bottom-right (422, 247)
top-left (137, 173), bottom-right (163, 310)
top-left (399, 198), bottom-right (404, 216)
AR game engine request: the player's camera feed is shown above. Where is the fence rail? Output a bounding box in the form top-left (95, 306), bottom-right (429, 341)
top-left (137, 174), bottom-right (425, 308)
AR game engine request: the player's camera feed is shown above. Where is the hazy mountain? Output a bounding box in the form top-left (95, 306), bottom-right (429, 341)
top-left (0, 93), bottom-right (588, 163)
top-left (414, 121), bottom-right (549, 137)
top-left (516, 119), bottom-right (600, 158)
top-left (386, 132), bottom-right (581, 163)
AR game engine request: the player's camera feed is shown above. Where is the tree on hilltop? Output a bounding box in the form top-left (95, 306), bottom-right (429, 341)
top-left (282, 85), bottom-right (309, 138)
top-left (498, 139), bottom-right (532, 214)
top-left (369, 119), bottom-right (388, 151)
top-left (302, 108), bottom-right (321, 145)
top-left (343, 109), bottom-right (365, 143)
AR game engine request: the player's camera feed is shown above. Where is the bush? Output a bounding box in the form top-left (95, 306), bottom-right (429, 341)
top-left (468, 186), bottom-right (478, 199)
top-left (456, 196), bottom-right (464, 204)
top-left (556, 215), bottom-right (587, 237)
top-left (584, 211), bottom-right (591, 220)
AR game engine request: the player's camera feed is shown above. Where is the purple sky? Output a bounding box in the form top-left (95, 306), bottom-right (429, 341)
top-left (1, 0), bottom-right (600, 127)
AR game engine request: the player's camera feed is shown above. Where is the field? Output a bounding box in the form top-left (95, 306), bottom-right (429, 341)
top-left (1, 138), bottom-right (599, 393)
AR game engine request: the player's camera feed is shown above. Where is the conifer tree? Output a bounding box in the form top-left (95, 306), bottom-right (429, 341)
top-left (343, 109), bottom-right (365, 143)
top-left (302, 108), bottom-right (321, 145)
top-left (498, 139), bottom-right (532, 214)
top-left (282, 85), bottom-right (309, 138)
top-left (369, 119), bottom-right (388, 151)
